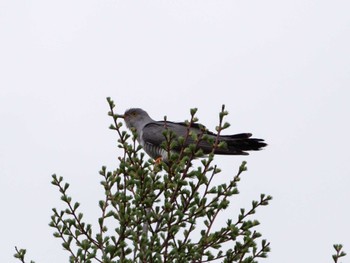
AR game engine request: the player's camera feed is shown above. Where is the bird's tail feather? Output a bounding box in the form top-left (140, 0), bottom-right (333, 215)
top-left (214, 133), bottom-right (267, 155)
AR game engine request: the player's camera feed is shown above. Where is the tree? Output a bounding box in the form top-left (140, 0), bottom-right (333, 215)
top-left (14, 98), bottom-right (345, 263)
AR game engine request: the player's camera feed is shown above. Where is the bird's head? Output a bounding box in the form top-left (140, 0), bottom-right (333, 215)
top-left (119, 108), bottom-right (153, 130)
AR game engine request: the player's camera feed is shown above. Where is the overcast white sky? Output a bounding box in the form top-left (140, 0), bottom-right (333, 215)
top-left (1, 1), bottom-right (350, 262)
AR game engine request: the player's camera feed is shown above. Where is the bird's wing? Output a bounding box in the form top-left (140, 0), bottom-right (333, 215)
top-left (142, 121), bottom-right (266, 156)
top-left (142, 121), bottom-right (216, 153)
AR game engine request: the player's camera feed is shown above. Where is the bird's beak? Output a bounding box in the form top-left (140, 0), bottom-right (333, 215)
top-left (116, 114), bottom-right (125, 119)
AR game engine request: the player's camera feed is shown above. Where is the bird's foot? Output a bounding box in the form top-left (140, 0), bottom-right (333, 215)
top-left (155, 157), bottom-right (162, 164)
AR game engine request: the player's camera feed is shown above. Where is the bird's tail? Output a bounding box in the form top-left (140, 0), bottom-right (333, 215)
top-left (214, 133), bottom-right (267, 155)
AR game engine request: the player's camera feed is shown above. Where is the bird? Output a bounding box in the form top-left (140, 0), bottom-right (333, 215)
top-left (118, 108), bottom-right (267, 163)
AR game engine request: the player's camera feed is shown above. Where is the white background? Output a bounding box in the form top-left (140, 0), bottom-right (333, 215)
top-left (1, 1), bottom-right (349, 262)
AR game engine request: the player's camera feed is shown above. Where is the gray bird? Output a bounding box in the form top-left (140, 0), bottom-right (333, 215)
top-left (119, 108), bottom-right (266, 162)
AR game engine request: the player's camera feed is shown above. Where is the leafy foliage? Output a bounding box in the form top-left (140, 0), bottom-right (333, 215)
top-left (13, 98), bottom-right (346, 263)
top-left (13, 247), bottom-right (35, 263)
top-left (333, 244), bottom-right (347, 263)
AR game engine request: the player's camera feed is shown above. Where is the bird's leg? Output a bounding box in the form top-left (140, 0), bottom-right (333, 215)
top-left (155, 156), bottom-right (162, 164)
